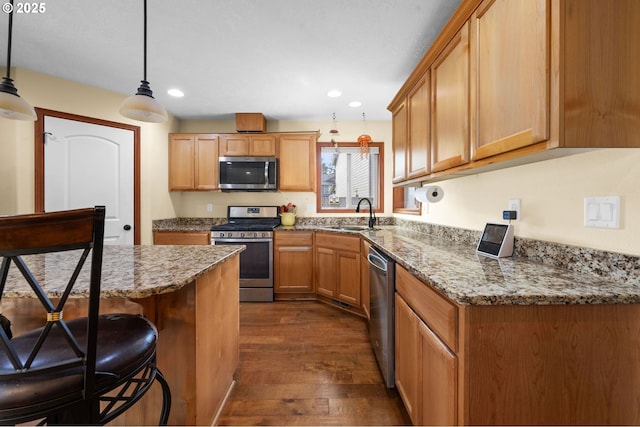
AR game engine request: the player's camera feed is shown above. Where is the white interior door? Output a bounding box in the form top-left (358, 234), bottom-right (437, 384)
top-left (44, 117), bottom-right (134, 245)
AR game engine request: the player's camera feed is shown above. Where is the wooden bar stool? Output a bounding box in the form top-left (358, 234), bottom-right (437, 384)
top-left (0, 206), bottom-right (171, 425)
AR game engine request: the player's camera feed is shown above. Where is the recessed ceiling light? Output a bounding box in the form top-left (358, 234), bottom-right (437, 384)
top-left (167, 88), bottom-right (184, 97)
top-left (327, 89), bottom-right (342, 98)
top-left (349, 101), bottom-right (362, 108)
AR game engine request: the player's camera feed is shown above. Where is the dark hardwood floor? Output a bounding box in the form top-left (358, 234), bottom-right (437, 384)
top-left (217, 301), bottom-right (411, 426)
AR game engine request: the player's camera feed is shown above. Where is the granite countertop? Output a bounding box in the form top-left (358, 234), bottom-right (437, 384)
top-left (355, 227), bottom-right (640, 306)
top-left (152, 218), bottom-right (640, 306)
top-left (3, 245), bottom-right (244, 300)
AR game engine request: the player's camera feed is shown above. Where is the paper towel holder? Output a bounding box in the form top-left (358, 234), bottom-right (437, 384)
top-left (415, 185), bottom-right (444, 204)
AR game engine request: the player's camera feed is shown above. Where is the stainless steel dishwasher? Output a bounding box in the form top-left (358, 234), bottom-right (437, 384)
top-left (368, 245), bottom-right (396, 388)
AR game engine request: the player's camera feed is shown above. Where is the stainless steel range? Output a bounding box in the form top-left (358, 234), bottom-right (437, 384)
top-left (210, 206), bottom-right (280, 302)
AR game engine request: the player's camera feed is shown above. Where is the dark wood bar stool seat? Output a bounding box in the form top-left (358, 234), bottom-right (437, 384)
top-left (0, 207), bottom-right (171, 425)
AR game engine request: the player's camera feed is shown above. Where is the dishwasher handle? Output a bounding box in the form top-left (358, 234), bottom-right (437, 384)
top-left (368, 248), bottom-right (388, 273)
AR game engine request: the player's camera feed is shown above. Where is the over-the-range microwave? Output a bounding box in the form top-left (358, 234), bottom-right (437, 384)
top-left (218, 157), bottom-right (277, 191)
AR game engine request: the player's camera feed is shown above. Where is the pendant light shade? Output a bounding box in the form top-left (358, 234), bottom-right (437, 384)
top-left (119, 80), bottom-right (168, 123)
top-left (120, 0), bottom-right (167, 123)
top-left (0, 0), bottom-right (37, 121)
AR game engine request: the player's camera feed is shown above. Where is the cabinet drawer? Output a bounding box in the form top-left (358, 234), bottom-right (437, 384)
top-left (315, 232), bottom-right (360, 253)
top-left (396, 264), bottom-right (457, 351)
top-left (275, 231), bottom-right (313, 246)
top-left (153, 231), bottom-right (210, 245)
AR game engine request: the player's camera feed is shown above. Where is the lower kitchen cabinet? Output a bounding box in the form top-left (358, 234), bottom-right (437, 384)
top-left (274, 231), bottom-right (314, 295)
top-left (395, 271), bottom-right (457, 426)
top-left (153, 230), bottom-right (210, 245)
top-left (314, 232), bottom-right (361, 307)
top-left (360, 239), bottom-right (371, 319)
top-left (395, 263), bottom-right (640, 425)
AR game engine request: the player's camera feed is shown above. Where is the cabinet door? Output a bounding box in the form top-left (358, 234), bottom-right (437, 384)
top-left (470, 0), bottom-right (550, 160)
top-left (391, 101), bottom-right (408, 183)
top-left (407, 75), bottom-right (431, 178)
top-left (219, 134), bottom-right (250, 156)
top-left (250, 134), bottom-right (277, 156)
top-left (275, 244), bottom-right (314, 292)
top-left (278, 134), bottom-right (316, 191)
top-left (195, 135), bottom-right (218, 190)
top-left (360, 240), bottom-right (371, 319)
top-left (419, 320), bottom-right (457, 426)
top-left (337, 250), bottom-right (360, 306)
top-left (168, 134), bottom-right (195, 191)
top-left (315, 246), bottom-right (336, 298)
top-left (431, 21), bottom-right (470, 173)
top-left (395, 294), bottom-right (420, 425)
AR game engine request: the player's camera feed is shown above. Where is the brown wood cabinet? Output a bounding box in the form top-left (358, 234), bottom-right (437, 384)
top-left (168, 134), bottom-right (218, 191)
top-left (274, 231), bottom-right (314, 294)
top-left (469, 0), bottom-right (550, 161)
top-left (278, 133), bottom-right (317, 191)
top-left (431, 21), bottom-right (469, 173)
top-left (153, 230), bottom-right (210, 245)
top-left (314, 232), bottom-right (361, 307)
top-left (388, 0), bottom-right (640, 184)
top-left (391, 101), bottom-right (408, 183)
top-left (218, 134), bottom-right (276, 157)
top-left (395, 263), bottom-right (640, 425)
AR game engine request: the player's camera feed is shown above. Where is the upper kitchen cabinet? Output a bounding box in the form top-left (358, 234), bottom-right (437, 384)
top-left (389, 0), bottom-right (640, 183)
top-left (391, 101), bottom-right (408, 183)
top-left (168, 134), bottom-right (218, 191)
top-left (431, 22), bottom-right (470, 172)
top-left (278, 133), bottom-right (317, 192)
top-left (218, 134), bottom-right (277, 157)
top-left (390, 72), bottom-right (431, 184)
top-left (469, 0), bottom-right (549, 161)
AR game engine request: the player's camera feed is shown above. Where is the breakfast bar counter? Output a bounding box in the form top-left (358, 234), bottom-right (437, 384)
top-left (2, 244), bottom-right (244, 426)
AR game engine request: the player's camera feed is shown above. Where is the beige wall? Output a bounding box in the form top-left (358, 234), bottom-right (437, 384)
top-left (2, 68), bottom-right (639, 255)
top-left (398, 149), bottom-right (640, 256)
top-left (0, 68), bottom-right (180, 244)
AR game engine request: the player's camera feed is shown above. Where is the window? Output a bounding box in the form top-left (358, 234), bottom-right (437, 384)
top-left (316, 142), bottom-right (384, 213)
top-left (393, 186), bottom-right (422, 215)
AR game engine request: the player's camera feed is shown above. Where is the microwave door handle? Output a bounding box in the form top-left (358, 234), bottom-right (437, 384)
top-left (264, 161), bottom-right (269, 186)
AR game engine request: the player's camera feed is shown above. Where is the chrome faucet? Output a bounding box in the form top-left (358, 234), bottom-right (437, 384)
top-left (356, 198), bottom-right (376, 228)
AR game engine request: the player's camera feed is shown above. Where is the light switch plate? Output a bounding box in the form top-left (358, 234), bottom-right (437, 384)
top-left (584, 196), bottom-right (620, 229)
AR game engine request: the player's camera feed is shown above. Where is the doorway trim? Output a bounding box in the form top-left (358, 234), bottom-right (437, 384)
top-left (34, 108), bottom-right (141, 244)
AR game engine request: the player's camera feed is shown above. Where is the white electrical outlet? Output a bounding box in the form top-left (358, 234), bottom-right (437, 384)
top-left (508, 198), bottom-right (520, 221)
top-left (206, 203), bottom-right (213, 213)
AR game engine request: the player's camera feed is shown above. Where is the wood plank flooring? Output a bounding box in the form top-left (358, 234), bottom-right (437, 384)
top-left (217, 301), bottom-right (411, 426)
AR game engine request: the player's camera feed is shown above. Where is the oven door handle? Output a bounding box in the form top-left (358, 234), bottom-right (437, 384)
top-left (212, 238), bottom-right (271, 244)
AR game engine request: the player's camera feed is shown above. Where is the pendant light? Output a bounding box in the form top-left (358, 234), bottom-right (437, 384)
top-left (119, 0), bottom-right (167, 123)
top-left (0, 0), bottom-right (36, 121)
top-left (358, 113), bottom-right (372, 158)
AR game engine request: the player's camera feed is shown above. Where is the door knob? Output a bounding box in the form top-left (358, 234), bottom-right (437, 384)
top-left (123, 224), bottom-right (132, 231)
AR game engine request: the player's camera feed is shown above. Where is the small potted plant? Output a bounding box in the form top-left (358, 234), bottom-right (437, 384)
top-left (280, 203), bottom-right (296, 226)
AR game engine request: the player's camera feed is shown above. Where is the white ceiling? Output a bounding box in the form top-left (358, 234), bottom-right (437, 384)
top-left (1, 0), bottom-right (461, 122)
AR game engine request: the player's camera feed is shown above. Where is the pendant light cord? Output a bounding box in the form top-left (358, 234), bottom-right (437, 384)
top-left (5, 0), bottom-right (14, 79)
top-left (143, 0), bottom-right (147, 82)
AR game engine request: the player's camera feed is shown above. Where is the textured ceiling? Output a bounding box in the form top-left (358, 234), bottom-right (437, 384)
top-left (1, 0), bottom-right (461, 121)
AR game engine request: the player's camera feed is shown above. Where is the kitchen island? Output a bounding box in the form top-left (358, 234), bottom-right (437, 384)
top-left (1, 244), bottom-right (244, 426)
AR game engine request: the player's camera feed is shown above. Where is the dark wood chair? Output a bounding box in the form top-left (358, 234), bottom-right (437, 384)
top-left (0, 206), bottom-right (171, 425)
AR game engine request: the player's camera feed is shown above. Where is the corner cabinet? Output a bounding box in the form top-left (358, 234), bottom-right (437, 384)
top-left (314, 232), bottom-right (360, 307)
top-left (278, 133), bottom-right (317, 191)
top-left (389, 0), bottom-right (640, 184)
top-left (168, 134), bottom-right (218, 191)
